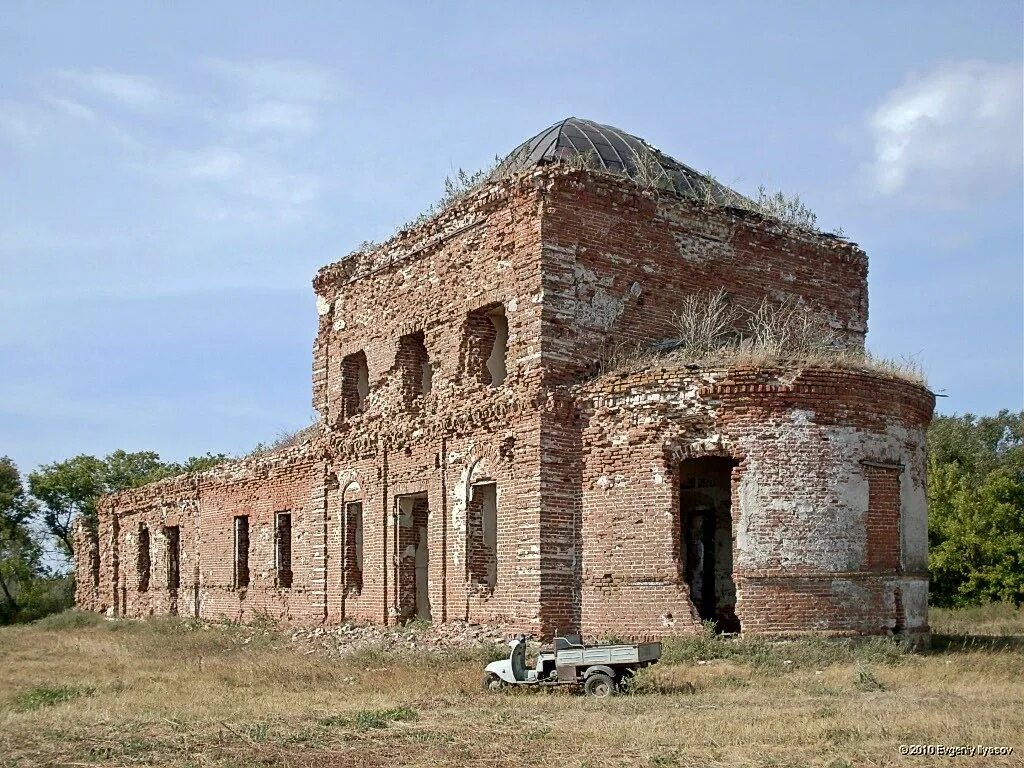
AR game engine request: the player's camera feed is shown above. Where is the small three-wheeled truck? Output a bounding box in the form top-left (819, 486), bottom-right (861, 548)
top-left (482, 633), bottom-right (662, 698)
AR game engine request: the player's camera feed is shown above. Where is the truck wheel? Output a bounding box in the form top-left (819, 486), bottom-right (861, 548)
top-left (482, 673), bottom-right (506, 692)
top-left (584, 672), bottom-right (614, 698)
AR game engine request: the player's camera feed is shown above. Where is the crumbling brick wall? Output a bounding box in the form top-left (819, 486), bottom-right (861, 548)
top-left (575, 365), bottom-right (933, 638)
top-left (76, 163), bottom-right (932, 640)
top-left (538, 169), bottom-right (868, 384)
top-left (73, 521), bottom-right (102, 612)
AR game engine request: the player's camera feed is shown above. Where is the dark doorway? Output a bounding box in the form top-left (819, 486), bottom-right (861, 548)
top-left (679, 457), bottom-right (740, 633)
top-left (396, 493), bottom-right (431, 622)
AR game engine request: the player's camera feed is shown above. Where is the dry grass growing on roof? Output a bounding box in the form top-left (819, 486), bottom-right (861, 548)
top-left (599, 289), bottom-right (927, 387)
top-left (1, 607), bottom-right (1021, 767)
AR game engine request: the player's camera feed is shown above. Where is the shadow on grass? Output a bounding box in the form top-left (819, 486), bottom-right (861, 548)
top-left (928, 634), bottom-right (1024, 654)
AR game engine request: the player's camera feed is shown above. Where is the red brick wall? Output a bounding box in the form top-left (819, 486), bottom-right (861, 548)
top-left (575, 366), bottom-right (933, 638)
top-left (865, 465), bottom-right (902, 571)
top-left (539, 170), bottom-right (868, 384)
top-left (76, 166), bottom-right (932, 641)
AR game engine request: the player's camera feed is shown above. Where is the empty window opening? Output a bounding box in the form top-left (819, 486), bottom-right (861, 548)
top-left (164, 526), bottom-right (180, 591)
top-left (341, 351), bottom-right (370, 417)
top-left (463, 304), bottom-right (508, 386)
top-left (397, 331), bottom-right (432, 401)
top-left (344, 501), bottom-right (364, 594)
top-left (234, 516), bottom-right (250, 589)
top-left (486, 308), bottom-right (508, 385)
top-left (396, 493), bottom-right (430, 622)
top-left (276, 512), bottom-right (293, 588)
top-left (467, 483), bottom-right (498, 591)
top-left (137, 525), bottom-right (150, 593)
top-left (865, 465), bottom-right (902, 572)
top-left (679, 457), bottom-right (739, 633)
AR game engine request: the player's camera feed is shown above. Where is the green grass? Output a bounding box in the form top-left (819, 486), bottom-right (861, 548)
top-left (659, 632), bottom-right (910, 671)
top-left (317, 707), bottom-right (418, 732)
top-left (13, 685), bottom-right (94, 711)
top-left (30, 610), bottom-right (108, 631)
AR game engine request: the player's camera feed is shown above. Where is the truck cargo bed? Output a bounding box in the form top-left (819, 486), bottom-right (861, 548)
top-left (556, 641), bottom-right (661, 667)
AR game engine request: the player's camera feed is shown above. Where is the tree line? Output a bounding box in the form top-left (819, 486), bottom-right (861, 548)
top-left (2, 410), bottom-right (1022, 624)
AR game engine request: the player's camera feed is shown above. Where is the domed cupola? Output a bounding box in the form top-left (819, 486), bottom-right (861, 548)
top-left (492, 117), bottom-right (755, 209)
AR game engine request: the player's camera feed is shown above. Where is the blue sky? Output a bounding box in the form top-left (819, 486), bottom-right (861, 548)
top-left (2, 2), bottom-right (1022, 478)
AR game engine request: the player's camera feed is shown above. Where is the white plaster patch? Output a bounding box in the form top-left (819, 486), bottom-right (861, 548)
top-left (571, 263), bottom-right (635, 330)
top-left (789, 408), bottom-right (816, 426)
top-left (735, 414), bottom-right (927, 574)
top-left (832, 579), bottom-right (871, 625)
top-left (900, 578), bottom-right (929, 629)
top-left (596, 474), bottom-right (629, 490)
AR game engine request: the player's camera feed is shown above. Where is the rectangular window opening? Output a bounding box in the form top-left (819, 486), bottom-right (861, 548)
top-left (137, 525), bottom-right (150, 593)
top-left (463, 304), bottom-right (508, 387)
top-left (397, 331), bottom-right (432, 402)
top-left (276, 512), bottom-right (293, 588)
top-left (344, 501), bottom-right (364, 594)
top-left (341, 351), bottom-right (370, 418)
top-left (395, 493), bottom-right (431, 622)
top-left (90, 542), bottom-right (100, 588)
top-left (467, 483), bottom-right (498, 590)
top-left (234, 516), bottom-right (250, 589)
top-left (164, 525), bottom-right (180, 591)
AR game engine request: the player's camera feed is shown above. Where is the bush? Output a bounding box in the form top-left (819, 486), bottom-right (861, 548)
top-left (754, 186), bottom-right (819, 231)
top-left (7, 573), bottom-right (75, 624)
top-left (32, 608), bottom-right (106, 630)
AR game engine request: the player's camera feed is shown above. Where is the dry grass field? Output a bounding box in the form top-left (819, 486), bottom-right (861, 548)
top-left (1, 606), bottom-right (1022, 768)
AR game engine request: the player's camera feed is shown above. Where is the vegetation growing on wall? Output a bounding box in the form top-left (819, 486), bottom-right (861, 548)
top-left (349, 143), bottom-right (837, 258)
top-left (599, 289), bottom-right (925, 386)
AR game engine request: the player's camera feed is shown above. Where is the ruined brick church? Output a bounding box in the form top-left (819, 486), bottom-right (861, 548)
top-left (75, 118), bottom-right (934, 639)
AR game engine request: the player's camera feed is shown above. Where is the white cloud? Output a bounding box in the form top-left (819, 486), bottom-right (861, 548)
top-left (231, 101), bottom-right (318, 135)
top-left (58, 68), bottom-right (169, 110)
top-left (205, 58), bottom-right (341, 103)
top-left (865, 60), bottom-right (1022, 201)
top-left (182, 148), bottom-right (247, 180)
top-left (45, 96), bottom-right (98, 121)
top-left (0, 101), bottom-right (44, 145)
top-left (4, 62), bottom-right (328, 223)
top-left (160, 147), bottom-right (321, 220)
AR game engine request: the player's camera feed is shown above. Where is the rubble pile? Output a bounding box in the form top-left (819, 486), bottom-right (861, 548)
top-left (287, 620), bottom-right (509, 657)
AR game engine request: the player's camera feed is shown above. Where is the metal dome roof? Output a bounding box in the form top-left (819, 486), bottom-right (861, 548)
top-left (492, 117), bottom-right (755, 209)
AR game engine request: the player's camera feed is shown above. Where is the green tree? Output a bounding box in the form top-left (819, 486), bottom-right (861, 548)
top-left (165, 453), bottom-right (228, 475)
top-left (101, 450), bottom-right (168, 492)
top-left (928, 411), bottom-right (1024, 606)
top-left (28, 450), bottom-right (230, 557)
top-left (28, 455), bottom-right (107, 556)
top-left (928, 410), bottom-right (1023, 480)
top-left (0, 457), bottom-right (43, 622)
